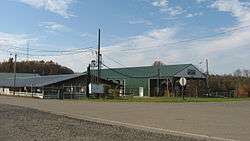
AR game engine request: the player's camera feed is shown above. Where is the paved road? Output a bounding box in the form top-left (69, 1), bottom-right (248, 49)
top-left (0, 104), bottom-right (198, 141)
top-left (0, 96), bottom-right (249, 141)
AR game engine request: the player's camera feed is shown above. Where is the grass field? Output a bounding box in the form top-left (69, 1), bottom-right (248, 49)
top-left (79, 96), bottom-right (250, 103)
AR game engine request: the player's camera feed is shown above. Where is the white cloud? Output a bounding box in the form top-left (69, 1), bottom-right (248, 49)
top-left (211, 0), bottom-right (250, 23)
top-left (80, 33), bottom-right (95, 39)
top-left (39, 22), bottom-right (69, 32)
top-left (95, 28), bottom-right (179, 68)
top-left (196, 0), bottom-right (250, 53)
top-left (180, 0), bottom-right (250, 73)
top-left (0, 32), bottom-right (31, 47)
top-left (185, 12), bottom-right (203, 18)
top-left (151, 0), bottom-right (185, 16)
top-left (128, 19), bottom-right (153, 26)
top-left (151, 0), bottom-right (168, 7)
top-left (4, 0), bottom-right (249, 74)
top-left (95, 0), bottom-right (250, 73)
top-left (49, 27), bottom-right (179, 72)
top-left (162, 6), bottom-right (185, 16)
top-left (0, 32), bottom-right (36, 61)
top-left (195, 0), bottom-right (207, 3)
top-left (19, 0), bottom-right (75, 18)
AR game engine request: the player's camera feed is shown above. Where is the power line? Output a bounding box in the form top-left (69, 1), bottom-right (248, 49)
top-left (87, 47), bottom-right (127, 68)
top-left (1, 23), bottom-right (249, 71)
top-left (1, 24), bottom-right (250, 55)
top-left (102, 63), bottom-right (158, 78)
top-left (21, 50), bottom-right (90, 57)
top-left (118, 24), bottom-right (250, 52)
top-left (101, 63), bottom-right (134, 78)
top-left (102, 54), bottom-right (127, 67)
top-left (0, 43), bottom-right (95, 54)
top-left (13, 53), bottom-right (17, 95)
top-left (15, 46), bottom-right (96, 53)
top-left (0, 45), bottom-right (94, 57)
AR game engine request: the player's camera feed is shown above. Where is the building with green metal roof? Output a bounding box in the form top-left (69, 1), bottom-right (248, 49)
top-left (98, 64), bottom-right (207, 97)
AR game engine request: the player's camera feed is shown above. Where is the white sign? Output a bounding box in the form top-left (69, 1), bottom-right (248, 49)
top-left (179, 77), bottom-right (187, 86)
top-left (139, 87), bottom-right (144, 97)
top-left (89, 83), bottom-right (104, 94)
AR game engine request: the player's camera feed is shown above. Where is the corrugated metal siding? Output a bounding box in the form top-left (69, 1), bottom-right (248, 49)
top-left (125, 78), bottom-right (148, 96)
top-left (96, 64), bottom-right (193, 96)
top-left (91, 64), bottom-right (206, 96)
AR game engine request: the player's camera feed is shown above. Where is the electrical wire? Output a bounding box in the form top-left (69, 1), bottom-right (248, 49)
top-left (2, 23), bottom-right (249, 70)
top-left (102, 63), bottom-right (158, 78)
top-left (102, 54), bottom-right (127, 67)
top-left (118, 24), bottom-right (250, 52)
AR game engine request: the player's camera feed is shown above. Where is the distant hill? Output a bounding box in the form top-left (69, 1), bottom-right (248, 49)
top-left (0, 59), bottom-right (74, 75)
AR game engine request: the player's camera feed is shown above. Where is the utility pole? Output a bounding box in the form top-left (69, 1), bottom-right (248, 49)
top-left (8, 54), bottom-right (13, 73)
top-left (86, 64), bottom-right (91, 98)
top-left (157, 65), bottom-right (160, 96)
top-left (97, 29), bottom-right (101, 83)
top-left (13, 54), bottom-right (17, 95)
top-left (206, 59), bottom-right (209, 76)
top-left (205, 59), bottom-right (210, 96)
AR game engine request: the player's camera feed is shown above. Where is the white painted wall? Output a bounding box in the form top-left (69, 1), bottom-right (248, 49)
top-left (0, 87), bottom-right (43, 99)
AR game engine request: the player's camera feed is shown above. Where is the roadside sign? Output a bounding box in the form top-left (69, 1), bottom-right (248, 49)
top-left (179, 77), bottom-right (187, 100)
top-left (88, 83), bottom-right (104, 94)
top-left (179, 77), bottom-right (187, 86)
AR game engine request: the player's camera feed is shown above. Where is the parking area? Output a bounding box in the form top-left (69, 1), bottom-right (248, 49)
top-left (0, 96), bottom-right (249, 141)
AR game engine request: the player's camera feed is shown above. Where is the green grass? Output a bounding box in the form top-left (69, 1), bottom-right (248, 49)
top-left (77, 96), bottom-right (250, 103)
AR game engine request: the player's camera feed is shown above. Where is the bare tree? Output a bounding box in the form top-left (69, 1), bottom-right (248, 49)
top-left (153, 61), bottom-right (165, 67)
top-left (243, 69), bottom-right (249, 78)
top-left (234, 69), bottom-right (242, 77)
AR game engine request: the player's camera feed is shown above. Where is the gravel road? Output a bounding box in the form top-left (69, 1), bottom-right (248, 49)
top-left (0, 104), bottom-right (200, 141)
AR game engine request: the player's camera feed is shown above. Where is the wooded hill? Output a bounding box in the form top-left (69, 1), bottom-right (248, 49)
top-left (0, 59), bottom-right (74, 75)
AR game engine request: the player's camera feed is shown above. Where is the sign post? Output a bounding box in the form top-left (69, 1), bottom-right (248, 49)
top-left (179, 77), bottom-right (187, 100)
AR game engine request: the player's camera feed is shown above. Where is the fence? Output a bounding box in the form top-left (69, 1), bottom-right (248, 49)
top-left (206, 91), bottom-right (236, 98)
top-left (43, 86), bottom-right (86, 99)
top-left (0, 90), bottom-right (44, 99)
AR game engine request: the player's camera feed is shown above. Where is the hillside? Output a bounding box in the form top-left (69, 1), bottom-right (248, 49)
top-left (0, 59), bottom-right (74, 75)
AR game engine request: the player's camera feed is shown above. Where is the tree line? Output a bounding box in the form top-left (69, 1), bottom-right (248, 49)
top-left (208, 69), bottom-right (250, 97)
top-left (0, 59), bottom-right (74, 75)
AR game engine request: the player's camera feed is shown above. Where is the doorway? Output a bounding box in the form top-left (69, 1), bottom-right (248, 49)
top-left (149, 79), bottom-right (172, 97)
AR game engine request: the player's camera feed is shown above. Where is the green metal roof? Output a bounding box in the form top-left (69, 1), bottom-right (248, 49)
top-left (96, 64), bottom-right (192, 79)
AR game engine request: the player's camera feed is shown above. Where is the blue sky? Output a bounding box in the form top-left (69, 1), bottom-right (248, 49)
top-left (0, 0), bottom-right (250, 74)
